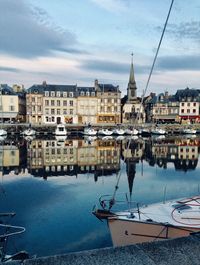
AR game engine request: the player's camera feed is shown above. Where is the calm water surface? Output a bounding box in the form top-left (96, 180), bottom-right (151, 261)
top-left (0, 135), bottom-right (200, 257)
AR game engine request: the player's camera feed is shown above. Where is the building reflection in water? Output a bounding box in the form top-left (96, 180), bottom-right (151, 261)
top-left (0, 136), bottom-right (199, 179)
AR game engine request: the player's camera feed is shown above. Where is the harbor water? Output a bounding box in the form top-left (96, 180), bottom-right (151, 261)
top-left (0, 135), bottom-right (200, 257)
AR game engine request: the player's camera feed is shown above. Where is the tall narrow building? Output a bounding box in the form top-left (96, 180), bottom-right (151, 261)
top-left (127, 53), bottom-right (137, 101)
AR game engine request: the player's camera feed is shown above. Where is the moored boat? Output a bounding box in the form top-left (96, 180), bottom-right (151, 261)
top-left (83, 127), bottom-right (97, 136)
top-left (0, 129), bottom-right (7, 137)
top-left (182, 128), bottom-right (197, 134)
top-left (125, 128), bottom-right (139, 135)
top-left (112, 128), bottom-right (125, 135)
top-left (55, 124), bottom-right (67, 136)
top-left (93, 195), bottom-right (200, 247)
top-left (98, 128), bottom-right (113, 136)
top-left (23, 128), bottom-right (36, 136)
top-left (151, 127), bottom-right (166, 135)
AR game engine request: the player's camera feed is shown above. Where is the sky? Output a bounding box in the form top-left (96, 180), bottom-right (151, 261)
top-left (0, 0), bottom-right (200, 96)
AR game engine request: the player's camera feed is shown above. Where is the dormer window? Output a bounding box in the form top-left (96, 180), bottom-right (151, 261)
top-left (57, 91), bottom-right (60, 97)
top-left (45, 91), bottom-right (49, 97)
top-left (63, 92), bottom-right (67, 97)
top-left (91, 92), bottom-right (95, 96)
top-left (69, 92), bottom-right (73, 97)
top-left (81, 91), bottom-right (84, 96)
top-left (86, 91), bottom-right (90, 96)
top-left (51, 91), bottom-right (55, 97)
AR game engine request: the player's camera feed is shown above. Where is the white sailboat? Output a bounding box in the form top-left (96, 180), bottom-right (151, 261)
top-left (23, 127), bottom-right (36, 136)
top-left (112, 127), bottom-right (125, 135)
top-left (83, 127), bottom-right (97, 136)
top-left (151, 127), bottom-right (166, 135)
top-left (182, 128), bottom-right (197, 134)
top-left (93, 195), bottom-right (200, 247)
top-left (125, 128), bottom-right (139, 135)
top-left (98, 128), bottom-right (113, 136)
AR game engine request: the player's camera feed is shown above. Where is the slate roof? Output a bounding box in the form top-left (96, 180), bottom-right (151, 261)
top-left (27, 84), bottom-right (78, 95)
top-left (98, 84), bottom-right (120, 93)
top-left (0, 84), bottom-right (17, 95)
top-left (175, 88), bottom-right (200, 101)
top-left (77, 86), bottom-right (96, 95)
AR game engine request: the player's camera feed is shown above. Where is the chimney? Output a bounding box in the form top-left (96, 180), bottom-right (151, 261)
top-left (94, 79), bottom-right (98, 90)
top-left (42, 81), bottom-right (47, 86)
top-left (165, 91), bottom-right (169, 99)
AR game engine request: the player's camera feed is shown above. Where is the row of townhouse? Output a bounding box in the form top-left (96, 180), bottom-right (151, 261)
top-left (1, 56), bottom-right (200, 125)
top-left (26, 79), bottom-right (121, 125)
top-left (145, 88), bottom-right (200, 124)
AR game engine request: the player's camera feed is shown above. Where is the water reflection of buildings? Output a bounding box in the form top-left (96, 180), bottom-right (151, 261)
top-left (27, 139), bottom-right (121, 180)
top-left (1, 136), bottom-right (200, 179)
top-left (122, 139), bottom-right (145, 196)
top-left (0, 141), bottom-right (27, 175)
top-left (149, 137), bottom-right (199, 171)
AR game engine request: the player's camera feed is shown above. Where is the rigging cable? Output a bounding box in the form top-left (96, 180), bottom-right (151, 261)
top-left (105, 0), bottom-right (175, 210)
top-left (141, 0), bottom-right (175, 103)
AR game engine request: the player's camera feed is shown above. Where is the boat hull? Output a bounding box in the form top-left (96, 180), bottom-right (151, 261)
top-left (108, 218), bottom-right (199, 247)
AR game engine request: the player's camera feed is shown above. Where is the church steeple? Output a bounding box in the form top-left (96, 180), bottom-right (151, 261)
top-left (127, 53), bottom-right (137, 101)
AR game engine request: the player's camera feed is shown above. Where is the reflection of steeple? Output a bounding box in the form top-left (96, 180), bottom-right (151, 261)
top-left (127, 53), bottom-right (137, 101)
top-left (126, 160), bottom-right (136, 197)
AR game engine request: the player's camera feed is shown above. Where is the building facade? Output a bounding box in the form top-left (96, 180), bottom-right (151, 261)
top-left (175, 88), bottom-right (200, 123)
top-left (77, 87), bottom-right (98, 124)
top-left (95, 80), bottom-right (121, 124)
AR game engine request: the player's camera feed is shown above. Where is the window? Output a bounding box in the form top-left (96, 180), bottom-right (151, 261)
top-left (69, 92), bottom-right (73, 97)
top-left (69, 100), bottom-right (73, 106)
top-left (51, 91), bottom-right (55, 97)
top-left (10, 106), bottom-right (15, 111)
top-left (181, 102), bottom-right (184, 106)
top-left (194, 103), bottom-right (196, 106)
top-left (51, 109), bottom-right (55, 115)
top-left (45, 109), bottom-right (49, 115)
top-left (187, 109), bottom-right (190, 113)
top-left (45, 91), bottom-right (49, 97)
top-left (81, 91), bottom-right (84, 96)
top-left (193, 109), bottom-right (196, 113)
top-left (70, 109), bottom-right (73, 114)
top-left (187, 103), bottom-right (190, 106)
top-left (86, 91), bottom-right (90, 96)
top-left (63, 100), bottom-right (67, 106)
top-left (57, 91), bottom-right (60, 97)
top-left (57, 109), bottom-right (60, 115)
top-left (91, 92), bottom-right (95, 96)
top-left (181, 109), bottom-right (184, 113)
top-left (32, 97), bottom-right (35, 102)
top-left (51, 100), bottom-right (55, 106)
top-left (45, 100), bottom-right (49, 106)
top-left (63, 109), bottom-right (67, 114)
top-left (52, 117), bottom-right (55, 122)
top-left (63, 92), bottom-right (67, 97)
top-left (57, 100), bottom-right (60, 106)
top-left (38, 106), bottom-right (42, 111)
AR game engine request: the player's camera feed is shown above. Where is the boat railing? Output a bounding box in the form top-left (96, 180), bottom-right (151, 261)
top-left (98, 193), bottom-right (140, 212)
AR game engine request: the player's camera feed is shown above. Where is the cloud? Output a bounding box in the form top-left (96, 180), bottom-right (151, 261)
top-left (0, 0), bottom-right (82, 58)
top-left (157, 21), bottom-right (200, 42)
top-left (81, 59), bottom-right (149, 74)
top-left (0, 66), bottom-right (20, 73)
top-left (157, 55), bottom-right (200, 71)
top-left (90, 0), bottom-right (130, 13)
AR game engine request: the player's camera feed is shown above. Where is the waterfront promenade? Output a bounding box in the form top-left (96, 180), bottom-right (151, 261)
top-left (6, 233), bottom-right (200, 265)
